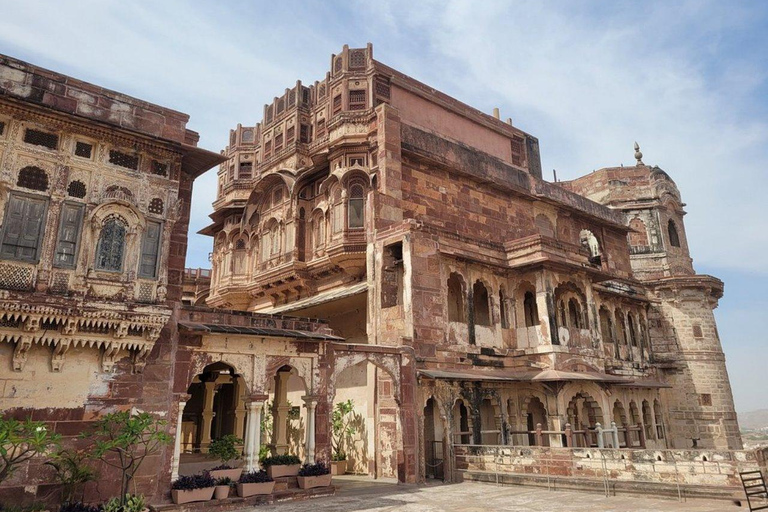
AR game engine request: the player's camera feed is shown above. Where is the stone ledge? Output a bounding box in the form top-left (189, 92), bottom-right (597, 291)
top-left (150, 485), bottom-right (336, 512)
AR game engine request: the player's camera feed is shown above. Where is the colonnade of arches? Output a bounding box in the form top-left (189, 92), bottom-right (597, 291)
top-left (421, 383), bottom-right (668, 477)
top-left (175, 353), bottom-right (405, 481)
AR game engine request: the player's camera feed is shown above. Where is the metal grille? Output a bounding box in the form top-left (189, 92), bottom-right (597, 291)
top-left (75, 141), bottom-right (93, 158)
top-left (109, 150), bottom-right (139, 170)
top-left (24, 128), bottom-right (59, 149)
top-left (148, 198), bottom-right (164, 215)
top-left (510, 136), bottom-right (525, 167)
top-left (151, 160), bottom-right (168, 177)
top-left (238, 162), bottom-right (253, 180)
top-left (349, 90), bottom-right (366, 110)
top-left (349, 49), bottom-right (366, 68)
top-left (0, 263), bottom-right (34, 291)
top-left (375, 76), bottom-right (391, 99)
top-left (50, 272), bottom-right (69, 294)
top-left (300, 124), bottom-right (311, 143)
top-left (138, 282), bottom-right (154, 303)
top-left (67, 180), bottom-right (86, 198)
top-left (17, 166), bottom-right (49, 191)
top-left (0, 121), bottom-right (5, 136)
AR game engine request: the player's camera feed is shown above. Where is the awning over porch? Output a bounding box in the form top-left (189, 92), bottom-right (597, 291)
top-left (261, 281), bottom-right (368, 315)
top-left (177, 321), bottom-right (343, 341)
top-left (418, 367), bottom-right (662, 386)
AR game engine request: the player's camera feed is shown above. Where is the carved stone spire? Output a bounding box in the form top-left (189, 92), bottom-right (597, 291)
top-left (634, 141), bottom-right (644, 166)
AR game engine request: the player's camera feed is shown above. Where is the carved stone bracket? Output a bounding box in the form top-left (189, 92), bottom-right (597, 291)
top-left (132, 345), bottom-right (151, 374)
top-left (13, 336), bottom-right (32, 371)
top-left (102, 342), bottom-right (121, 372)
top-left (51, 339), bottom-right (71, 372)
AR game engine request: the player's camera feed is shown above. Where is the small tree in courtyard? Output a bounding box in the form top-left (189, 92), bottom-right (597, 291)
top-left (85, 411), bottom-right (171, 507)
top-left (331, 400), bottom-right (356, 461)
top-left (0, 417), bottom-right (61, 484)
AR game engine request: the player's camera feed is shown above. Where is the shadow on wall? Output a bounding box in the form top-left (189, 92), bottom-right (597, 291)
top-left (345, 411), bottom-right (369, 474)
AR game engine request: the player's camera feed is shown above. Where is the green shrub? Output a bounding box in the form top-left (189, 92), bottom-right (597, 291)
top-left (260, 454), bottom-right (301, 466)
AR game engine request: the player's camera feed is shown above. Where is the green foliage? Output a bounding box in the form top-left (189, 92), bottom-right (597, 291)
top-left (0, 417), bottom-right (61, 484)
top-left (45, 448), bottom-right (96, 504)
top-left (258, 444), bottom-right (271, 462)
top-left (208, 434), bottom-right (242, 465)
top-left (215, 476), bottom-right (234, 486)
top-left (103, 494), bottom-right (145, 512)
top-left (84, 411), bottom-right (171, 507)
top-left (331, 400), bottom-right (356, 461)
top-left (0, 503), bottom-right (48, 512)
top-left (260, 454), bottom-right (301, 467)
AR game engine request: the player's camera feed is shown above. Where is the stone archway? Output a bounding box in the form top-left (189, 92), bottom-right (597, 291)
top-left (423, 397), bottom-right (445, 479)
top-left (565, 391), bottom-right (604, 447)
top-left (266, 365), bottom-right (309, 458)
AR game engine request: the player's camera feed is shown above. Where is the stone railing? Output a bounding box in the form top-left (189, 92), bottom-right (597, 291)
top-left (453, 443), bottom-right (768, 499)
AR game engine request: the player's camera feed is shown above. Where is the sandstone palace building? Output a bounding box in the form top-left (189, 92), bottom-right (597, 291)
top-left (0, 45), bottom-right (759, 506)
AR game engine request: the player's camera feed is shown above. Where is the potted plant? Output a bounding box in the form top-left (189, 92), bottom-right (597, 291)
top-left (207, 434), bottom-right (243, 480)
top-left (171, 473), bottom-right (215, 504)
top-left (213, 477), bottom-right (233, 500)
top-left (236, 470), bottom-right (275, 497)
top-left (102, 494), bottom-right (148, 512)
top-left (296, 462), bottom-right (332, 489)
top-left (261, 454), bottom-right (302, 479)
top-left (331, 400), bottom-right (356, 475)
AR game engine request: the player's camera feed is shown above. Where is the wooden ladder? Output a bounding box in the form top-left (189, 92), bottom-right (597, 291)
top-left (740, 470), bottom-right (768, 511)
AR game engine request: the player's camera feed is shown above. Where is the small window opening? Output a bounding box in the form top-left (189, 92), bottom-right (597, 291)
top-left (381, 242), bottom-right (404, 308)
top-left (24, 128), bottom-right (58, 150)
top-left (74, 141), bottom-right (93, 159)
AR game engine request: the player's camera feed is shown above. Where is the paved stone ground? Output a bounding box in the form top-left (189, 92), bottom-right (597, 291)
top-left (240, 476), bottom-right (744, 511)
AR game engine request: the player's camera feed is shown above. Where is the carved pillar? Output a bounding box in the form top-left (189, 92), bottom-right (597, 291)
top-left (535, 272), bottom-right (558, 346)
top-left (303, 396), bottom-right (318, 463)
top-left (244, 398), bottom-right (265, 471)
top-left (233, 378), bottom-right (247, 440)
top-left (274, 370), bottom-right (291, 454)
top-left (171, 396), bottom-right (190, 481)
top-left (200, 381), bottom-right (216, 453)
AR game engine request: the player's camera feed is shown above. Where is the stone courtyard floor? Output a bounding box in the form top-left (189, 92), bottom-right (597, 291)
top-left (239, 475), bottom-right (744, 511)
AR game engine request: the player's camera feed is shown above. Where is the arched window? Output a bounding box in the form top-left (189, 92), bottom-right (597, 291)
top-left (473, 280), bottom-right (491, 326)
top-left (312, 212), bottom-right (325, 253)
top-left (599, 307), bottom-right (614, 344)
top-left (95, 216), bottom-right (127, 272)
top-left (667, 220), bottom-right (681, 248)
top-left (568, 298), bottom-right (583, 329)
top-left (447, 273), bottom-right (465, 322)
top-left (17, 166), bottom-right (48, 191)
top-left (233, 238), bottom-right (247, 274)
top-left (615, 309), bottom-right (628, 346)
top-left (627, 312), bottom-right (638, 346)
top-left (499, 289), bottom-right (509, 329)
top-left (347, 183), bottom-right (365, 229)
top-left (523, 291), bottom-right (539, 327)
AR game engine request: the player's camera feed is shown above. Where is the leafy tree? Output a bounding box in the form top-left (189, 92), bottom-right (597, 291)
top-left (85, 411), bottom-right (171, 506)
top-left (331, 400), bottom-right (356, 461)
top-left (0, 418), bottom-right (61, 484)
top-left (44, 448), bottom-right (96, 503)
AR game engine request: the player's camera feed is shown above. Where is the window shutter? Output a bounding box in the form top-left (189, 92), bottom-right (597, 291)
top-left (54, 203), bottom-right (84, 267)
top-left (139, 220), bottom-right (162, 278)
top-left (0, 193), bottom-right (47, 262)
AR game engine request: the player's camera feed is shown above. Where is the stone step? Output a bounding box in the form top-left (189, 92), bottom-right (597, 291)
top-left (273, 475), bottom-right (299, 490)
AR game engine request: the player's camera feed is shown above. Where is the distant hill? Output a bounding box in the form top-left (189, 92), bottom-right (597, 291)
top-left (739, 409), bottom-right (768, 430)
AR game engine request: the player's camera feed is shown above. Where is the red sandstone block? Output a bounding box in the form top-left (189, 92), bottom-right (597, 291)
top-left (55, 420), bottom-right (94, 436)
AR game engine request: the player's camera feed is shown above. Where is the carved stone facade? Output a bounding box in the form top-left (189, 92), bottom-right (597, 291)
top-left (204, 44), bottom-right (742, 492)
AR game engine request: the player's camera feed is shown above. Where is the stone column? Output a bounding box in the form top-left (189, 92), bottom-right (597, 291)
top-left (535, 272), bottom-right (558, 346)
top-left (303, 396), bottom-right (318, 463)
top-left (200, 381), bottom-right (216, 453)
top-left (233, 378), bottom-right (247, 440)
top-left (274, 371), bottom-right (291, 454)
top-left (171, 395), bottom-right (190, 482)
top-left (244, 398), bottom-right (265, 471)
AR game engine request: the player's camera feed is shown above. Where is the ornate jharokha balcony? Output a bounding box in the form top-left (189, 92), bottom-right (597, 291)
top-left (504, 235), bottom-right (615, 277)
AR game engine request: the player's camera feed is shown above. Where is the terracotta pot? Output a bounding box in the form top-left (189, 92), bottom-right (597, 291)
top-left (331, 460), bottom-right (347, 475)
top-left (171, 486), bottom-right (215, 504)
top-left (237, 480), bottom-right (276, 497)
top-left (297, 473), bottom-right (332, 489)
top-left (266, 463), bottom-right (301, 478)
top-left (209, 467), bottom-right (243, 481)
top-left (214, 485), bottom-right (230, 500)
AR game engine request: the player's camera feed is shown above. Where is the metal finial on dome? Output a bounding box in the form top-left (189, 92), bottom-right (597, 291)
top-left (634, 141), bottom-right (644, 166)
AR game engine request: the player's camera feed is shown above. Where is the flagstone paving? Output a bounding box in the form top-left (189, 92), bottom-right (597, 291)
top-left (239, 475), bottom-right (744, 512)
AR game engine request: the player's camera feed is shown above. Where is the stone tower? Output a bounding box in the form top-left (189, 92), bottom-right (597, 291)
top-left (563, 147), bottom-right (742, 449)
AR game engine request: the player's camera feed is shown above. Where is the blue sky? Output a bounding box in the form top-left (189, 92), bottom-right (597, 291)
top-left (1, 1), bottom-right (766, 412)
